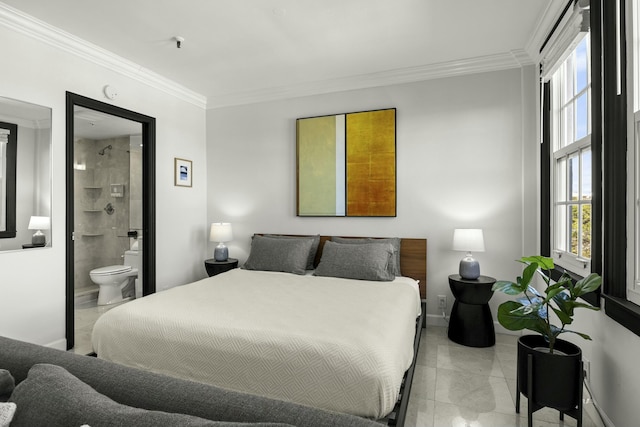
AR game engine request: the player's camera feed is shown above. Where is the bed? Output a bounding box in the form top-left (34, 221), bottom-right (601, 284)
top-left (92, 235), bottom-right (427, 424)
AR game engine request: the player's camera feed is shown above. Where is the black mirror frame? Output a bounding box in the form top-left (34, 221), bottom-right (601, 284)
top-left (0, 121), bottom-right (17, 238)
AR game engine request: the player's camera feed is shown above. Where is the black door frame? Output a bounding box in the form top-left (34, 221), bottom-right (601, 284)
top-left (65, 92), bottom-right (156, 350)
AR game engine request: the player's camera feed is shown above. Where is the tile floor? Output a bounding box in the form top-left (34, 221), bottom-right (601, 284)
top-left (71, 308), bottom-right (605, 427)
top-left (405, 326), bottom-right (605, 427)
top-left (72, 299), bottom-right (123, 355)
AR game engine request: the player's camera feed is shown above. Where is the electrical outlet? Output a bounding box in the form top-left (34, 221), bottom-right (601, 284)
top-left (583, 358), bottom-right (590, 381)
top-left (438, 295), bottom-right (447, 310)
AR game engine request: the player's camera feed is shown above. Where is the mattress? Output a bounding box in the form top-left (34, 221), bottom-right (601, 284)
top-left (92, 269), bottom-right (421, 418)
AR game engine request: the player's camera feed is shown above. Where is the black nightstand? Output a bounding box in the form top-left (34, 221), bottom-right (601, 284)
top-left (447, 274), bottom-right (496, 347)
top-left (204, 258), bottom-right (238, 277)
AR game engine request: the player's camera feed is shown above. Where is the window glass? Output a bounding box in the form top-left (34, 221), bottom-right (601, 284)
top-left (570, 204), bottom-right (579, 255)
top-left (550, 33), bottom-right (591, 272)
top-left (576, 38), bottom-right (589, 92)
top-left (569, 153), bottom-right (579, 200)
top-left (576, 92), bottom-right (589, 139)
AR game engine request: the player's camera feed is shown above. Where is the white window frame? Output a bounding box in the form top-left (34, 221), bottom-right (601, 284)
top-left (549, 35), bottom-right (592, 276)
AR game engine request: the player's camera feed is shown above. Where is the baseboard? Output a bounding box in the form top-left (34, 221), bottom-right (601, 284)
top-left (583, 402), bottom-right (613, 427)
top-left (425, 314), bottom-right (449, 328)
top-left (45, 338), bottom-right (66, 350)
top-left (425, 315), bottom-right (522, 337)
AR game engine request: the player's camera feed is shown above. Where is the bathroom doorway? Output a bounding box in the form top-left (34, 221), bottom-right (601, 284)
top-left (65, 92), bottom-right (156, 352)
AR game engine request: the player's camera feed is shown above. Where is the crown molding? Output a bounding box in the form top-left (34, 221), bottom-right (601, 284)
top-left (0, 2), bottom-right (207, 109)
top-left (0, 2), bottom-right (539, 111)
top-left (524, 0), bottom-right (570, 65)
top-left (208, 50), bottom-right (534, 109)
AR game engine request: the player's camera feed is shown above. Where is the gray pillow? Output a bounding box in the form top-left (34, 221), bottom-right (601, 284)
top-left (263, 234), bottom-right (320, 269)
top-left (9, 364), bottom-right (292, 427)
top-left (0, 369), bottom-right (14, 402)
top-left (242, 235), bottom-right (313, 275)
top-left (332, 237), bottom-right (402, 276)
top-left (314, 241), bottom-right (395, 281)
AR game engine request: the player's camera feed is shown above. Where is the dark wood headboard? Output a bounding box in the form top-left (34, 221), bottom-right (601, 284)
top-left (314, 236), bottom-right (427, 300)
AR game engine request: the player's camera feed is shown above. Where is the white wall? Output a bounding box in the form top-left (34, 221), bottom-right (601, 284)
top-left (559, 307), bottom-right (639, 427)
top-left (0, 24), bottom-right (207, 348)
top-left (207, 66), bottom-right (537, 322)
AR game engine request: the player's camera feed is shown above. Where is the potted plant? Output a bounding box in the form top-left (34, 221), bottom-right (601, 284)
top-left (492, 255), bottom-right (602, 426)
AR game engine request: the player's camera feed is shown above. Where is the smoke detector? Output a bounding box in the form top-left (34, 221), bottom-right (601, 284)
top-left (103, 85), bottom-right (118, 100)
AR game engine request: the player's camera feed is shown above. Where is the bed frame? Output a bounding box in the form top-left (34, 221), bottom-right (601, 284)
top-left (308, 235), bottom-right (427, 426)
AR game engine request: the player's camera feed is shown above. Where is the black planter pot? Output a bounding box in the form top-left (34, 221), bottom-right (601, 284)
top-left (515, 335), bottom-right (584, 427)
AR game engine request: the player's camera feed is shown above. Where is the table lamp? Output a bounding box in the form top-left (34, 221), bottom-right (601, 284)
top-left (452, 228), bottom-right (485, 280)
top-left (28, 216), bottom-right (50, 246)
top-left (210, 222), bottom-right (233, 261)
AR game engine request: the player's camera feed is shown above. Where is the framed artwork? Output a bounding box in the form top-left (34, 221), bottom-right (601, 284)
top-left (174, 158), bottom-right (192, 187)
top-left (296, 108), bottom-right (396, 217)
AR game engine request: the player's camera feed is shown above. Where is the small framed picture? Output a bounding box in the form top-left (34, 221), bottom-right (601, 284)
top-left (174, 158), bottom-right (192, 187)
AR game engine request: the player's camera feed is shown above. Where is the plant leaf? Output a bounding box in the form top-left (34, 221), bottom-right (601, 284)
top-left (552, 292), bottom-right (574, 317)
top-left (552, 307), bottom-right (573, 325)
top-left (492, 280), bottom-right (526, 295)
top-left (571, 301), bottom-right (601, 311)
top-left (520, 262), bottom-right (539, 288)
top-left (544, 285), bottom-right (566, 303)
top-left (497, 301), bottom-right (547, 333)
top-left (574, 273), bottom-right (603, 296)
top-left (521, 255), bottom-right (554, 271)
top-left (537, 303), bottom-right (548, 320)
top-left (558, 329), bottom-right (593, 340)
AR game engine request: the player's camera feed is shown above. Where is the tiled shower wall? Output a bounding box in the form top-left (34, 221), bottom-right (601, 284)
top-left (73, 136), bottom-right (140, 291)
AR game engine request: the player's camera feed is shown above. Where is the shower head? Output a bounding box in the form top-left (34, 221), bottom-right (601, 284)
top-left (98, 144), bottom-right (113, 156)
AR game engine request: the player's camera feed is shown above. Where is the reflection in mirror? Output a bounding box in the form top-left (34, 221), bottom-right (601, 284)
top-left (0, 97), bottom-right (52, 251)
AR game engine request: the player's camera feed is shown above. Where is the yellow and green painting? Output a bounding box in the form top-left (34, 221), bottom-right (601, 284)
top-left (296, 108), bottom-right (396, 217)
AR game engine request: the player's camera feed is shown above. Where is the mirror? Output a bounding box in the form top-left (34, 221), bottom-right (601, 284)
top-left (0, 96), bottom-right (52, 251)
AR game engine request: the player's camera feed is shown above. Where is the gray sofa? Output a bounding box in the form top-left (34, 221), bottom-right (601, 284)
top-left (0, 335), bottom-right (380, 427)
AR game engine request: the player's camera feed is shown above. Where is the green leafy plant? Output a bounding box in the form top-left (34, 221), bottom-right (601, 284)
top-left (492, 256), bottom-right (602, 353)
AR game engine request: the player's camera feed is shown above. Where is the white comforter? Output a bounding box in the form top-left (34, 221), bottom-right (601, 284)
top-left (92, 269), bottom-right (421, 418)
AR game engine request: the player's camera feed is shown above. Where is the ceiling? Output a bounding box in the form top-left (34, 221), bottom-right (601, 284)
top-left (2, 0), bottom-right (553, 108)
top-left (74, 106), bottom-right (141, 139)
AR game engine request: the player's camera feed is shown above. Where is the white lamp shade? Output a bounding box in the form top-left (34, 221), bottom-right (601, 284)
top-left (28, 216), bottom-right (50, 230)
top-left (452, 229), bottom-right (485, 252)
top-left (209, 222), bottom-right (233, 242)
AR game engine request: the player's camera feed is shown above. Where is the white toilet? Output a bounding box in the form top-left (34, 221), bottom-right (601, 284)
top-left (90, 249), bottom-right (139, 306)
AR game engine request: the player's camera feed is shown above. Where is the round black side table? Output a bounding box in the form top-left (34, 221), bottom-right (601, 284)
top-left (204, 258), bottom-right (238, 277)
top-left (447, 274), bottom-right (496, 347)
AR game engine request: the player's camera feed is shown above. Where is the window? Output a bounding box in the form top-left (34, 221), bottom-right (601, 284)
top-left (542, 0), bottom-right (640, 337)
top-left (550, 36), bottom-right (592, 273)
top-left (540, 0), bottom-right (599, 308)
